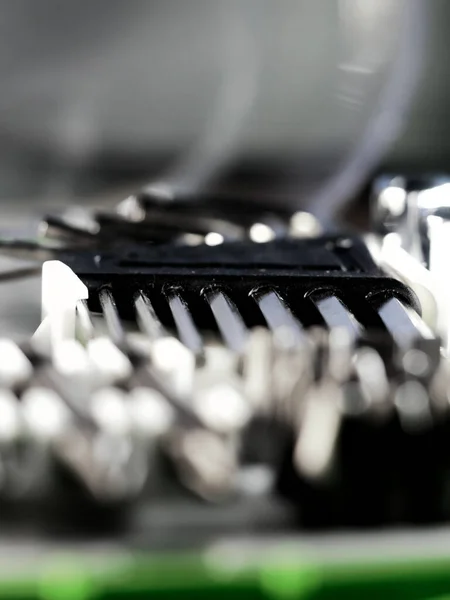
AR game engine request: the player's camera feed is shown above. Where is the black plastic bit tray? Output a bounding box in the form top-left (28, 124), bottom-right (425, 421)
top-left (61, 235), bottom-right (419, 332)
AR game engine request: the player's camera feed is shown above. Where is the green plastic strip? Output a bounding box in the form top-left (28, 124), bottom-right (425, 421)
top-left (0, 551), bottom-right (449, 600)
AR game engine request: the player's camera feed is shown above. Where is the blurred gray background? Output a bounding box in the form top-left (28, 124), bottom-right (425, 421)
top-left (0, 0), bottom-right (444, 206)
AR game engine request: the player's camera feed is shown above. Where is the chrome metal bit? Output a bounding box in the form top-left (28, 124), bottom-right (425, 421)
top-left (165, 288), bottom-right (204, 357)
top-left (203, 288), bottom-right (248, 354)
top-left (252, 288), bottom-right (305, 347)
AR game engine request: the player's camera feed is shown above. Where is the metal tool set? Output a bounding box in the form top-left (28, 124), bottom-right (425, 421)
top-left (0, 185), bottom-right (448, 532)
